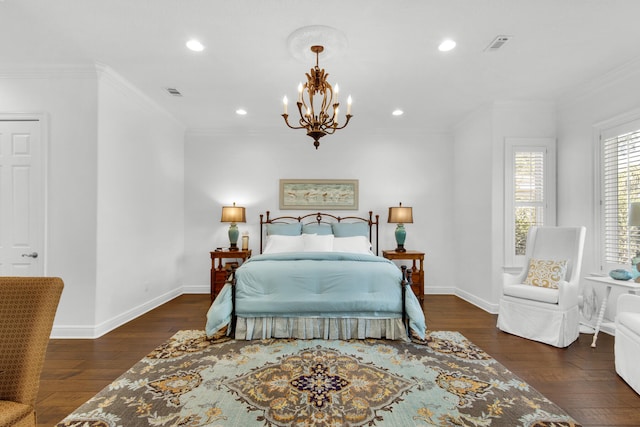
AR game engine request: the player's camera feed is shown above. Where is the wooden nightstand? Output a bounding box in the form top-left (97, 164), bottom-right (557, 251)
top-left (382, 250), bottom-right (424, 299)
top-left (210, 249), bottom-right (251, 301)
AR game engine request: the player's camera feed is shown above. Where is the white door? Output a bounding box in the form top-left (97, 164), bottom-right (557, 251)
top-left (0, 120), bottom-right (44, 275)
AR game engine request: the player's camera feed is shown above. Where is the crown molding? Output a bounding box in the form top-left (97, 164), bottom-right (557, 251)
top-left (0, 63), bottom-right (99, 79)
top-left (0, 62), bottom-right (184, 129)
top-left (186, 125), bottom-right (450, 139)
top-left (558, 55), bottom-right (640, 108)
top-left (95, 63), bottom-right (184, 129)
top-left (186, 124), bottom-right (286, 138)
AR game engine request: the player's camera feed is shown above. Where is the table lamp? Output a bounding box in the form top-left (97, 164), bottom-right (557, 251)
top-left (221, 202), bottom-right (246, 251)
top-left (388, 202), bottom-right (413, 253)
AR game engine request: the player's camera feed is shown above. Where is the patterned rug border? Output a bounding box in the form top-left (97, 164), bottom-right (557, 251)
top-left (55, 330), bottom-right (582, 427)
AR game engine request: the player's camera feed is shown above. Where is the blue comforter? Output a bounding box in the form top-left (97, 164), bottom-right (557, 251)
top-left (206, 252), bottom-right (426, 339)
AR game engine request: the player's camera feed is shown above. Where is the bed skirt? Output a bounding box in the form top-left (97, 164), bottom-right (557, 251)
top-left (234, 316), bottom-right (410, 341)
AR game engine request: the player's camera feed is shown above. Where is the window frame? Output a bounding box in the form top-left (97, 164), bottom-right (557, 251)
top-left (504, 137), bottom-right (557, 268)
top-left (596, 114), bottom-right (640, 273)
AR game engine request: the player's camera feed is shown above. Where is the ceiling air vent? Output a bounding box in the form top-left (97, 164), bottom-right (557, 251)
top-left (165, 87), bottom-right (183, 97)
top-left (484, 35), bottom-right (512, 52)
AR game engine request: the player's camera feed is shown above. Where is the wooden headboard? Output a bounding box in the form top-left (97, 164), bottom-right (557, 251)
top-left (259, 211), bottom-right (380, 255)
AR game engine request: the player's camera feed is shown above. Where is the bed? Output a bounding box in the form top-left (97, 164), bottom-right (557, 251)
top-left (205, 211), bottom-right (426, 341)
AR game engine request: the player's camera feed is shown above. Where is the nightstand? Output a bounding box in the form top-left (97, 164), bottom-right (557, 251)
top-left (210, 249), bottom-right (251, 301)
top-left (382, 250), bottom-right (424, 299)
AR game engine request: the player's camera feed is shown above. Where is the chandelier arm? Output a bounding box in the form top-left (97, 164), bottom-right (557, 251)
top-left (296, 101), bottom-right (311, 127)
top-left (330, 102), bottom-right (339, 123)
top-left (298, 83), bottom-right (316, 123)
top-left (320, 85), bottom-right (332, 119)
top-left (332, 114), bottom-right (353, 131)
top-left (281, 114), bottom-right (307, 130)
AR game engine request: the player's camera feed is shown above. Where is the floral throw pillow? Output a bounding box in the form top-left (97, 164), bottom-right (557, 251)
top-left (523, 258), bottom-right (568, 289)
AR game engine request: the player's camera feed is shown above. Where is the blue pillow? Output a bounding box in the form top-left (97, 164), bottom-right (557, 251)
top-left (302, 223), bottom-right (333, 235)
top-left (266, 223), bottom-right (302, 236)
top-left (332, 222), bottom-right (369, 237)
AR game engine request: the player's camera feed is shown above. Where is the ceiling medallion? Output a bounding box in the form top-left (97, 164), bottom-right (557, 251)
top-left (281, 44), bottom-right (352, 149)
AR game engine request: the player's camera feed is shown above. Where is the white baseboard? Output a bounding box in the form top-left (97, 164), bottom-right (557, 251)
top-left (454, 288), bottom-right (499, 314)
top-left (50, 285), bottom-right (503, 339)
top-left (424, 286), bottom-right (456, 295)
top-left (51, 287), bottom-right (183, 339)
top-left (182, 285), bottom-right (209, 294)
top-left (423, 286), bottom-right (499, 313)
top-left (50, 324), bottom-right (100, 339)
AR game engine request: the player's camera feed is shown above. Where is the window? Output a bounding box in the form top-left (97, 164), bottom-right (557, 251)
top-left (504, 138), bottom-right (556, 267)
top-left (600, 119), bottom-right (640, 269)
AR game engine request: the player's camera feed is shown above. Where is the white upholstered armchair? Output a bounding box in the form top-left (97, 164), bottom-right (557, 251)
top-left (497, 226), bottom-right (586, 347)
top-left (615, 293), bottom-right (640, 395)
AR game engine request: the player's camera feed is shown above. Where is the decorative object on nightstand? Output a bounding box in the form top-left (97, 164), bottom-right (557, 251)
top-left (629, 201), bottom-right (640, 282)
top-left (609, 269), bottom-right (633, 281)
top-left (242, 232), bottom-right (249, 250)
top-left (210, 249), bottom-right (251, 301)
top-left (221, 202), bottom-right (246, 251)
top-left (387, 203), bottom-right (413, 253)
top-left (382, 249), bottom-right (424, 300)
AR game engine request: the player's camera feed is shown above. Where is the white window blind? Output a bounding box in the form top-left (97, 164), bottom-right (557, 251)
top-left (601, 124), bottom-right (640, 266)
top-left (514, 151), bottom-right (545, 256)
top-left (504, 138), bottom-right (556, 267)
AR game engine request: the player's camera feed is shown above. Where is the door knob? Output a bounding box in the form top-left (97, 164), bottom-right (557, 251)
top-left (21, 252), bottom-right (38, 258)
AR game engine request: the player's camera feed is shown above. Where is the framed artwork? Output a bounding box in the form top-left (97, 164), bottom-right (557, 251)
top-left (279, 179), bottom-right (359, 210)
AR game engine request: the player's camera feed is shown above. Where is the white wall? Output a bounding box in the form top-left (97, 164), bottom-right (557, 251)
top-left (452, 101), bottom-right (556, 312)
top-left (452, 106), bottom-right (494, 309)
top-left (183, 127), bottom-right (456, 297)
top-left (0, 66), bottom-right (185, 338)
top-left (94, 67), bottom-right (185, 336)
top-left (491, 101), bottom-right (557, 304)
top-left (557, 57), bottom-right (640, 325)
top-left (0, 68), bottom-right (100, 332)
top-left (5, 56), bottom-right (634, 336)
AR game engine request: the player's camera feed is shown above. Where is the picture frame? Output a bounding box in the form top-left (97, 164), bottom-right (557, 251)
top-left (279, 179), bottom-right (359, 210)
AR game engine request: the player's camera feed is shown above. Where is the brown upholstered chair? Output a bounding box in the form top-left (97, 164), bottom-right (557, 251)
top-left (0, 277), bottom-right (63, 427)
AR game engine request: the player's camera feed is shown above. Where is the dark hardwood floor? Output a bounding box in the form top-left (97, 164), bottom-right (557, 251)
top-left (37, 294), bottom-right (640, 426)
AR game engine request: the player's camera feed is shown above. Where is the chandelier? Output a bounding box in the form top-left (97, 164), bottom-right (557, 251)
top-left (282, 45), bottom-right (352, 149)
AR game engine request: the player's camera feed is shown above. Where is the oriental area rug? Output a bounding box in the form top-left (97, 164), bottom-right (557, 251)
top-left (56, 330), bottom-right (581, 427)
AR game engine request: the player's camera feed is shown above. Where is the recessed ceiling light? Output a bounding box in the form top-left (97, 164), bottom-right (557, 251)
top-left (392, 109), bottom-right (404, 116)
top-left (438, 39), bottom-right (456, 52)
top-left (186, 39), bottom-right (204, 52)
top-left (236, 109), bottom-right (247, 115)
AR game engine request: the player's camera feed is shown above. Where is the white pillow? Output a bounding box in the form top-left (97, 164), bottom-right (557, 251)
top-left (303, 233), bottom-right (334, 252)
top-left (333, 236), bottom-right (372, 254)
top-left (263, 234), bottom-right (304, 254)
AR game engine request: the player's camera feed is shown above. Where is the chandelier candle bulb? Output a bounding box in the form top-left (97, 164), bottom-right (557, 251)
top-left (347, 96), bottom-right (352, 115)
top-left (298, 83), bottom-right (303, 103)
top-left (283, 96), bottom-right (288, 114)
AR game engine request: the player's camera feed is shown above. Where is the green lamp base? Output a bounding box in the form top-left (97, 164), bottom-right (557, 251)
top-left (228, 222), bottom-right (239, 251)
top-left (394, 224), bottom-right (407, 252)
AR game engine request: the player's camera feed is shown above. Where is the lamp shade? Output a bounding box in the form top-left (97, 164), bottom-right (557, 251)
top-left (388, 203), bottom-right (413, 224)
top-left (630, 202), bottom-right (640, 226)
top-left (221, 203), bottom-right (246, 223)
